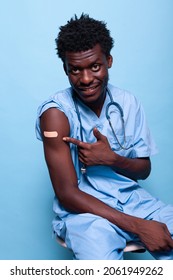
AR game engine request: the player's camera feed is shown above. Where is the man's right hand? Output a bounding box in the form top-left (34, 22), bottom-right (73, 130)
top-left (137, 219), bottom-right (173, 252)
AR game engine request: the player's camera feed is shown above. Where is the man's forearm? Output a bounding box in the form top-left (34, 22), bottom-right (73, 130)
top-left (58, 186), bottom-right (142, 234)
top-left (110, 153), bottom-right (151, 181)
top-left (56, 182), bottom-right (173, 252)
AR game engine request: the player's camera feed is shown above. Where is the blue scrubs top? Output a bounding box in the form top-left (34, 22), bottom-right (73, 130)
top-left (36, 84), bottom-right (163, 223)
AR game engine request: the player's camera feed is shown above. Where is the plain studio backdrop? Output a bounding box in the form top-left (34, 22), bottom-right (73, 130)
top-left (0, 0), bottom-right (172, 260)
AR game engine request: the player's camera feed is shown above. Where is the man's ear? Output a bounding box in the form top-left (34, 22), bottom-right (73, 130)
top-left (107, 55), bottom-right (113, 68)
top-left (63, 63), bottom-right (68, 75)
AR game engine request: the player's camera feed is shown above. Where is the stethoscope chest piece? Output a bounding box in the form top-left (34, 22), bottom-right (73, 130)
top-left (81, 165), bottom-right (87, 174)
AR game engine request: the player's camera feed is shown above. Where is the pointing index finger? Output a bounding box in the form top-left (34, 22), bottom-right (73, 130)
top-left (63, 136), bottom-right (83, 147)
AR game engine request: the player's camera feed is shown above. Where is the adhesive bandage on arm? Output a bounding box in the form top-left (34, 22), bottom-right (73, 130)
top-left (43, 131), bottom-right (58, 138)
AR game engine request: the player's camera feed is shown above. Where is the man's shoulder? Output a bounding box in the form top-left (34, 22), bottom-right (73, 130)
top-left (50, 87), bottom-right (72, 101)
top-left (40, 87), bottom-right (73, 106)
top-left (108, 84), bottom-right (136, 100)
top-left (37, 87), bottom-right (73, 116)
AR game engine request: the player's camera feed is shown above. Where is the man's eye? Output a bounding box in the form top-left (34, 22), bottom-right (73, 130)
top-left (71, 68), bottom-right (80, 74)
top-left (91, 64), bottom-right (100, 72)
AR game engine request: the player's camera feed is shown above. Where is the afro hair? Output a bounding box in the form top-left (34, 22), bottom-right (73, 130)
top-left (56, 14), bottom-right (114, 62)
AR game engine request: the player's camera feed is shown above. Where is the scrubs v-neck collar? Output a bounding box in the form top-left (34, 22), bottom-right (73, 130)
top-left (74, 89), bottom-right (110, 123)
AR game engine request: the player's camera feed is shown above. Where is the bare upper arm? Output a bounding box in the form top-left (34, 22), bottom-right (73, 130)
top-left (40, 108), bottom-right (78, 199)
top-left (40, 107), bottom-right (70, 139)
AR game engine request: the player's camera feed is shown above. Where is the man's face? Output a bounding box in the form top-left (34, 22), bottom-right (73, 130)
top-left (64, 44), bottom-right (113, 107)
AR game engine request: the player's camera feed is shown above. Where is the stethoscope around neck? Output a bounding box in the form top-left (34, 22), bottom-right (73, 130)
top-left (72, 87), bottom-right (132, 173)
top-left (105, 87), bottom-right (131, 151)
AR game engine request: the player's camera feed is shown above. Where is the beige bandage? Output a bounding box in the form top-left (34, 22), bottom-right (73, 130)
top-left (44, 131), bottom-right (58, 138)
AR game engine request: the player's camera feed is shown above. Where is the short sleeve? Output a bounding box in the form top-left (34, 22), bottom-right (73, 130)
top-left (35, 99), bottom-right (65, 141)
top-left (132, 101), bottom-right (158, 158)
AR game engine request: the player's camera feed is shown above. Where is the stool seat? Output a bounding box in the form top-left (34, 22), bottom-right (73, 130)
top-left (56, 236), bottom-right (145, 253)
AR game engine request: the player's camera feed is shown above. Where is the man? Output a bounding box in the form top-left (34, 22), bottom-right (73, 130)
top-left (36, 14), bottom-right (173, 259)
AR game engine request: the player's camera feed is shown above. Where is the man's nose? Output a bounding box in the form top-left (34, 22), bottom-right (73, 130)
top-left (80, 69), bottom-right (93, 85)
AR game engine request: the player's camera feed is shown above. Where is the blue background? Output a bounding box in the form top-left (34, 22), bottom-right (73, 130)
top-left (0, 0), bottom-right (172, 260)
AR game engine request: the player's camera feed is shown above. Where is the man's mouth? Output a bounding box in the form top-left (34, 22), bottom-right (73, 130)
top-left (79, 84), bottom-right (100, 95)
